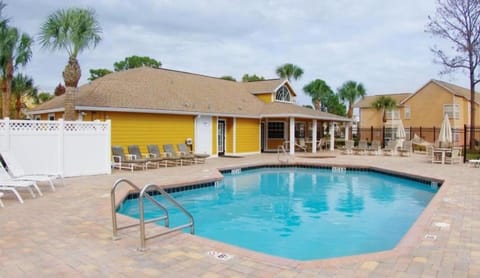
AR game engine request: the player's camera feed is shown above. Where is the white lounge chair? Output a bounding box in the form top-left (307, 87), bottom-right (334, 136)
top-left (398, 140), bottom-right (413, 157)
top-left (468, 159), bottom-right (480, 167)
top-left (353, 140), bottom-right (368, 155)
top-left (342, 140), bottom-right (354, 155)
top-left (1, 151), bottom-right (64, 191)
top-left (0, 164), bottom-right (43, 204)
top-left (368, 140), bottom-right (381, 155)
top-left (383, 140), bottom-right (398, 156)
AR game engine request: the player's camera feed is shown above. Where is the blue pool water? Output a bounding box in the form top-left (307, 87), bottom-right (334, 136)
top-left (118, 167), bottom-right (438, 260)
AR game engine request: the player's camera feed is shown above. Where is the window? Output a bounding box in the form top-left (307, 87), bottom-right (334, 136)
top-left (275, 86), bottom-right (291, 102)
top-left (443, 104), bottom-right (459, 119)
top-left (34, 115), bottom-right (41, 120)
top-left (385, 109), bottom-right (400, 120)
top-left (268, 122), bottom-right (285, 139)
top-left (295, 122), bottom-right (306, 138)
top-left (48, 113), bottom-right (55, 121)
top-left (404, 106), bottom-right (411, 119)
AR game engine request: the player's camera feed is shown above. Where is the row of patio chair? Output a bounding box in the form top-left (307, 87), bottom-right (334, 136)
top-left (342, 140), bottom-right (413, 156)
top-left (111, 143), bottom-right (209, 172)
top-left (0, 151), bottom-right (64, 205)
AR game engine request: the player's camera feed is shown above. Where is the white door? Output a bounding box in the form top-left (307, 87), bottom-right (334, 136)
top-left (194, 115), bottom-right (212, 155)
top-left (218, 120), bottom-right (226, 155)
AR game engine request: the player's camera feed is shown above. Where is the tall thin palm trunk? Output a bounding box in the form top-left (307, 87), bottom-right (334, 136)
top-left (2, 58), bottom-right (13, 118)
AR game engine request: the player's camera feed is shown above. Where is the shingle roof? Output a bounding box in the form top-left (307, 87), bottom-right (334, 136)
top-left (30, 67), bottom-right (349, 121)
top-left (261, 102), bottom-right (350, 121)
top-left (242, 79), bottom-right (292, 95)
top-left (354, 93), bottom-right (412, 108)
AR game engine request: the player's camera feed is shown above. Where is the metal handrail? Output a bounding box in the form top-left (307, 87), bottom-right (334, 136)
top-left (277, 145), bottom-right (291, 163)
top-left (111, 178), bottom-right (169, 240)
top-left (139, 184), bottom-right (195, 251)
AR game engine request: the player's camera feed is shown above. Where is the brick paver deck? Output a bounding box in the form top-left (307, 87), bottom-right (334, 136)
top-left (1, 152), bottom-right (479, 277)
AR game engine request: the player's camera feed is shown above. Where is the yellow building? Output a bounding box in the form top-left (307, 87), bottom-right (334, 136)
top-left (355, 79), bottom-right (480, 144)
top-left (29, 67), bottom-right (350, 156)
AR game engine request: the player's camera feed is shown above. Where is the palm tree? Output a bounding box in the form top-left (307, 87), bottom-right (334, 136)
top-left (36, 92), bottom-right (54, 104)
top-left (0, 26), bottom-right (33, 118)
top-left (372, 96), bottom-right (397, 123)
top-left (39, 7), bottom-right (102, 120)
top-left (0, 1), bottom-right (8, 28)
top-left (11, 73), bottom-right (38, 119)
top-left (303, 79), bottom-right (333, 110)
top-left (275, 63), bottom-right (303, 82)
top-left (337, 81), bottom-right (366, 119)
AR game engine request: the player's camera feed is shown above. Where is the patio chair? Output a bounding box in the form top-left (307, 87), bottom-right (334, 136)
top-left (0, 163), bottom-right (42, 204)
top-left (398, 140), bottom-right (413, 157)
top-left (353, 140), bottom-right (368, 155)
top-left (128, 145), bottom-right (167, 168)
top-left (341, 140), bottom-right (354, 155)
top-left (111, 146), bottom-right (148, 171)
top-left (316, 138), bottom-right (325, 152)
top-left (445, 147), bottom-right (461, 164)
top-left (295, 138), bottom-right (308, 152)
top-left (368, 140), bottom-right (381, 155)
top-left (383, 140), bottom-right (398, 156)
top-left (177, 143), bottom-right (209, 164)
top-left (147, 144), bottom-right (181, 166)
top-left (0, 192), bottom-right (4, 207)
top-left (431, 146), bottom-right (444, 164)
top-left (163, 144), bottom-right (193, 165)
top-left (0, 151), bottom-right (64, 191)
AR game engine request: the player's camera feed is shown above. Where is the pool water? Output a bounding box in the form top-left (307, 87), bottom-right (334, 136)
top-left (118, 167), bottom-right (438, 260)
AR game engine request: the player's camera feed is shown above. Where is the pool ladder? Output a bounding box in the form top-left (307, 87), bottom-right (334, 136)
top-left (277, 145), bottom-right (292, 163)
top-left (111, 178), bottom-right (195, 251)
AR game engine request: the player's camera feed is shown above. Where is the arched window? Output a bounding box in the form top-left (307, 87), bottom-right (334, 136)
top-left (275, 86), bottom-right (291, 102)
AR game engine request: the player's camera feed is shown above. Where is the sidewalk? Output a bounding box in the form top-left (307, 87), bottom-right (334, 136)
top-left (1, 152), bottom-right (478, 277)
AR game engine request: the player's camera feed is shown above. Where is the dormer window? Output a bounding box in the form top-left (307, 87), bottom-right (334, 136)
top-left (276, 86), bottom-right (291, 102)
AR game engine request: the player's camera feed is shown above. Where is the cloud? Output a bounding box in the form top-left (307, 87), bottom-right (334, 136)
top-left (3, 0), bottom-right (471, 106)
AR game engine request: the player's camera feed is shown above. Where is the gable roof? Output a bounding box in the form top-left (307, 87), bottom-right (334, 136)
top-left (30, 67), bottom-right (349, 121)
top-left (354, 93), bottom-right (412, 108)
top-left (400, 79), bottom-right (480, 105)
top-left (242, 79), bottom-right (296, 96)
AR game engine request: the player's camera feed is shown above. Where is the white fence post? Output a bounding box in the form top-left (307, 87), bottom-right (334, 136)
top-left (4, 117), bottom-right (10, 151)
top-left (106, 120), bottom-right (112, 174)
top-left (58, 119), bottom-right (65, 176)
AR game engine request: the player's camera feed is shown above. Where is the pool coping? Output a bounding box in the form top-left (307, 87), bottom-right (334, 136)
top-left (114, 161), bottom-right (446, 268)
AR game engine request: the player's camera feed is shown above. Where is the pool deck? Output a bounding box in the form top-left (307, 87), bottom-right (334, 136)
top-left (1, 152), bottom-right (479, 277)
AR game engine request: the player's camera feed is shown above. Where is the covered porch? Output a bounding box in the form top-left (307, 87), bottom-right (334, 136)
top-left (261, 116), bottom-right (352, 154)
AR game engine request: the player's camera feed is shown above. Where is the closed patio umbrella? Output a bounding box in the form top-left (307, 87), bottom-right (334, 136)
top-left (396, 120), bottom-right (406, 140)
top-left (438, 114), bottom-right (453, 147)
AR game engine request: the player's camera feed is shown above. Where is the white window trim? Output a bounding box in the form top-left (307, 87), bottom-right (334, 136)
top-left (386, 109), bottom-right (400, 120)
top-left (48, 113), bottom-right (55, 121)
top-left (404, 106), bottom-right (411, 120)
top-left (275, 86), bottom-right (292, 102)
top-left (443, 104), bottom-right (459, 120)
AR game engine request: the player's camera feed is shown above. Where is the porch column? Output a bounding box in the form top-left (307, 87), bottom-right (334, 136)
top-left (312, 120), bottom-right (317, 153)
top-left (329, 122), bottom-right (335, 151)
top-left (289, 117), bottom-right (295, 155)
top-left (345, 122), bottom-right (349, 141)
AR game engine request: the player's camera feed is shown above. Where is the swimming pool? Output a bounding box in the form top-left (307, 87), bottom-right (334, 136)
top-left (118, 166), bottom-right (439, 260)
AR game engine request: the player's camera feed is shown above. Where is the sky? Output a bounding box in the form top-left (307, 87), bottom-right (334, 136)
top-left (2, 0), bottom-right (471, 106)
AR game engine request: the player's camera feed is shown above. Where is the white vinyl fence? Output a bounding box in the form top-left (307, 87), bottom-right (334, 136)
top-left (0, 119), bottom-right (111, 177)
